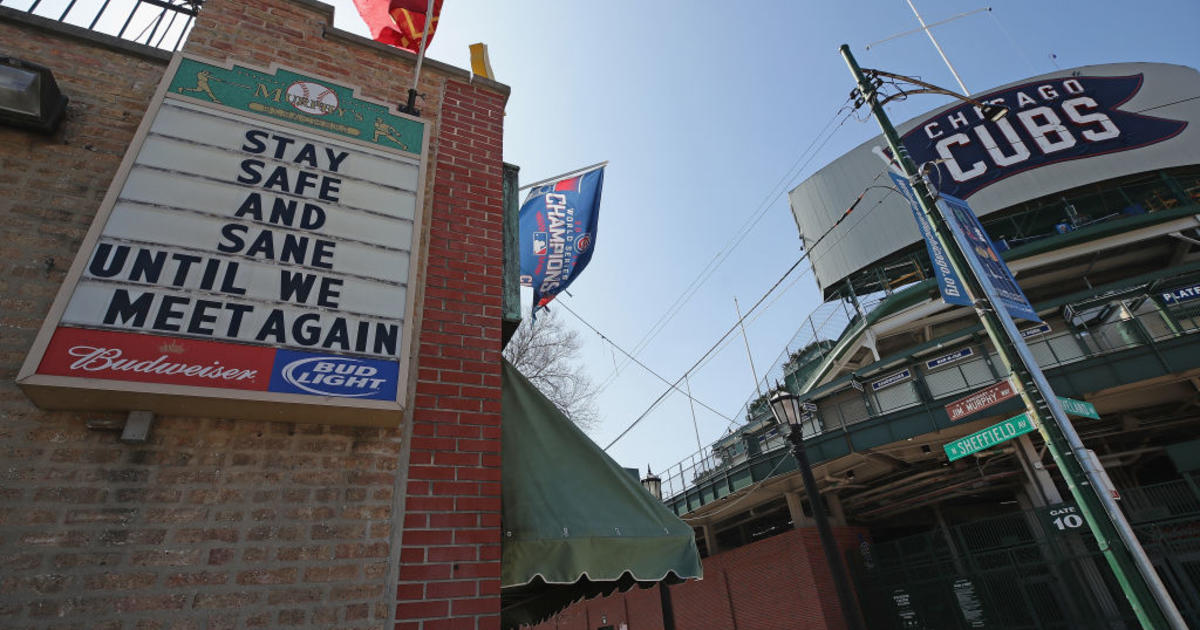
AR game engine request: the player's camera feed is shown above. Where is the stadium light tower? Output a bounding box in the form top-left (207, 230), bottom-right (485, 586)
top-left (837, 44), bottom-right (1186, 630)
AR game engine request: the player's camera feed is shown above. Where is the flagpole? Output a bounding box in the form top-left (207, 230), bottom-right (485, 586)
top-left (518, 161), bottom-right (609, 191)
top-left (400, 0), bottom-right (435, 115)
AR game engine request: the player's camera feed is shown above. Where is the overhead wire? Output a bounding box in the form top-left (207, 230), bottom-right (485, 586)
top-left (700, 179), bottom-right (899, 416)
top-left (556, 301), bottom-right (735, 423)
top-left (602, 171), bottom-right (905, 451)
top-left (602, 253), bottom-right (810, 451)
top-left (593, 99), bottom-right (858, 394)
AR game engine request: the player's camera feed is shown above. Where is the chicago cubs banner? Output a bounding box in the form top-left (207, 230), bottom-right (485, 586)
top-left (518, 166), bottom-right (605, 315)
top-left (903, 74), bottom-right (1188, 198)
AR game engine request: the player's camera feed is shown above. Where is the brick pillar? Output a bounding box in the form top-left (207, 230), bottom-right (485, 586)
top-left (394, 80), bottom-right (508, 630)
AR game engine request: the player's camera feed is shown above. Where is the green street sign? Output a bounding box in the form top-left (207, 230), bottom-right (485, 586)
top-left (1058, 396), bottom-right (1099, 420)
top-left (944, 413), bottom-right (1037, 462)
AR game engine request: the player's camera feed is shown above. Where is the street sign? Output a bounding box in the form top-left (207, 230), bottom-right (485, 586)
top-left (1058, 396), bottom-right (1099, 420)
top-left (801, 401), bottom-right (818, 413)
top-left (944, 412), bottom-right (1037, 462)
top-left (872, 368), bottom-right (912, 391)
top-left (926, 347), bottom-right (974, 370)
top-left (1020, 322), bottom-right (1052, 338)
top-left (945, 379), bottom-right (1018, 422)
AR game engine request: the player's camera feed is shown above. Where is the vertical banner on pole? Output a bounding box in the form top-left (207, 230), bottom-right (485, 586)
top-left (936, 192), bottom-right (1041, 322)
top-left (890, 172), bottom-right (971, 307)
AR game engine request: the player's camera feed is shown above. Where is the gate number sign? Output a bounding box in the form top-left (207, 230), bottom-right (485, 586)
top-left (1042, 503), bottom-right (1085, 533)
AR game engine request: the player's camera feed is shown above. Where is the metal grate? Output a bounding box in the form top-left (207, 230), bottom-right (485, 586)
top-left (850, 479), bottom-right (1200, 629)
top-left (2, 0), bottom-right (202, 51)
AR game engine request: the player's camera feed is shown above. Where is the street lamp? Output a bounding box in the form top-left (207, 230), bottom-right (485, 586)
top-left (838, 44), bottom-right (1185, 630)
top-left (768, 386), bottom-right (865, 630)
top-left (641, 466), bottom-right (662, 500)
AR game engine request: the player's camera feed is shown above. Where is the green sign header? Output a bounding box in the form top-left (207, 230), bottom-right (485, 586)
top-left (1058, 396), bottom-right (1099, 420)
top-left (168, 57), bottom-right (424, 154)
top-left (944, 412), bottom-right (1037, 462)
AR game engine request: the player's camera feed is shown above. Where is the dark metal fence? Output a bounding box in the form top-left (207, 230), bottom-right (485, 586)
top-left (1, 0), bottom-right (202, 50)
top-left (848, 475), bottom-right (1200, 629)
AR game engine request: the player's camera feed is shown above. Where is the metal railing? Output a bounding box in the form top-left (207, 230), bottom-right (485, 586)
top-left (660, 289), bottom-right (1200, 505)
top-left (730, 291), bottom-right (890, 422)
top-left (2, 0), bottom-right (202, 51)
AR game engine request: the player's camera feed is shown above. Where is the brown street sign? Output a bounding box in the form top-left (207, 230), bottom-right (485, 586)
top-left (945, 379), bottom-right (1019, 422)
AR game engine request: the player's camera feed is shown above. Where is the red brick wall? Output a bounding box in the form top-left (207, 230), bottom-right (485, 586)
top-left (394, 77), bottom-right (507, 630)
top-left (0, 1), bottom-right (508, 628)
top-left (526, 527), bottom-right (868, 630)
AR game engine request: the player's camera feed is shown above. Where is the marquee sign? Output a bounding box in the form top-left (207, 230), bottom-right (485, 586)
top-left (18, 55), bottom-right (430, 426)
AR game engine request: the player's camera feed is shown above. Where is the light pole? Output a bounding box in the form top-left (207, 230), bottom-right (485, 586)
top-left (837, 44), bottom-right (1185, 630)
top-left (641, 466), bottom-right (662, 500)
top-left (769, 387), bottom-right (865, 630)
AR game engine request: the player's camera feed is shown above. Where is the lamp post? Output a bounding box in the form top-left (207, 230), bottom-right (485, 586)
top-left (769, 387), bottom-right (865, 630)
top-left (641, 466), bottom-right (663, 500)
top-left (838, 44), bottom-right (1185, 630)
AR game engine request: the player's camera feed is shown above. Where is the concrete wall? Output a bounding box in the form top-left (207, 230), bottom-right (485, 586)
top-left (0, 1), bottom-right (508, 628)
top-left (527, 527), bottom-right (867, 630)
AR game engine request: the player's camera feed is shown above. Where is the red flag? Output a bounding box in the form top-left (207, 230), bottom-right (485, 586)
top-left (353, 0), bottom-right (443, 52)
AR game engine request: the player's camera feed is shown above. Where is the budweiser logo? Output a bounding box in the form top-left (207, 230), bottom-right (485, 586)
top-left (158, 341), bottom-right (185, 354)
top-left (66, 346), bottom-right (259, 381)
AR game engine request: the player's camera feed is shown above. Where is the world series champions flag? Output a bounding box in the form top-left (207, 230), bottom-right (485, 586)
top-left (519, 166), bottom-right (605, 316)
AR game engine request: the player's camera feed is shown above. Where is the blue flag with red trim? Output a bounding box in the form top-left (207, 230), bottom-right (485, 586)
top-left (518, 167), bottom-right (604, 316)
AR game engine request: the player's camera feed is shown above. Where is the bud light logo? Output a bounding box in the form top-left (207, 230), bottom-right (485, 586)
top-left (268, 350), bottom-right (398, 400)
top-left (575, 233), bottom-right (592, 253)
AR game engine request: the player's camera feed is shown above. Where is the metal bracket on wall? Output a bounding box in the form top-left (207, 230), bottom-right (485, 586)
top-left (120, 410), bottom-right (154, 443)
top-left (85, 410), bottom-right (154, 444)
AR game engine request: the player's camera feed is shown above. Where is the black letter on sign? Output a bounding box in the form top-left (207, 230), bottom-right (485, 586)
top-left (153, 295), bottom-right (189, 332)
top-left (89, 243), bottom-right (129, 278)
top-left (217, 224), bottom-right (249, 253)
top-left (103, 289), bottom-right (153, 327)
top-left (242, 130), bottom-right (269, 154)
top-left (317, 277), bottom-right (343, 308)
top-left (279, 270), bottom-right (317, 304)
top-left (237, 159), bottom-right (265, 185)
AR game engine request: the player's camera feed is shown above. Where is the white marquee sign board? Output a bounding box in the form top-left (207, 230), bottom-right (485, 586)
top-left (18, 55), bottom-right (431, 426)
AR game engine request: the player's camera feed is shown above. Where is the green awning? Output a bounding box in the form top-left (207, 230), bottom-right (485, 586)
top-left (500, 360), bottom-right (702, 628)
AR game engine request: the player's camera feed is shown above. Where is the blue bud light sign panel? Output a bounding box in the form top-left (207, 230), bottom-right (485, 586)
top-left (18, 54), bottom-right (431, 427)
top-left (890, 172), bottom-right (972, 309)
top-left (938, 193), bottom-right (1041, 323)
top-left (904, 74), bottom-right (1188, 198)
top-left (519, 167), bottom-right (604, 314)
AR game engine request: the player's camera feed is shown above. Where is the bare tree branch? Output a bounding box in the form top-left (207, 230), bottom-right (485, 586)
top-left (502, 310), bottom-right (599, 430)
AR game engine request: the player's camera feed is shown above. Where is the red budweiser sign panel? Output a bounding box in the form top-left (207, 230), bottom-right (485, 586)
top-left (945, 379), bottom-right (1019, 422)
top-left (38, 327), bottom-right (274, 391)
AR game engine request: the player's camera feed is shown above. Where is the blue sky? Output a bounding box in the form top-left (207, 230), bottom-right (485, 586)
top-left (329, 0), bottom-right (1200, 480)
